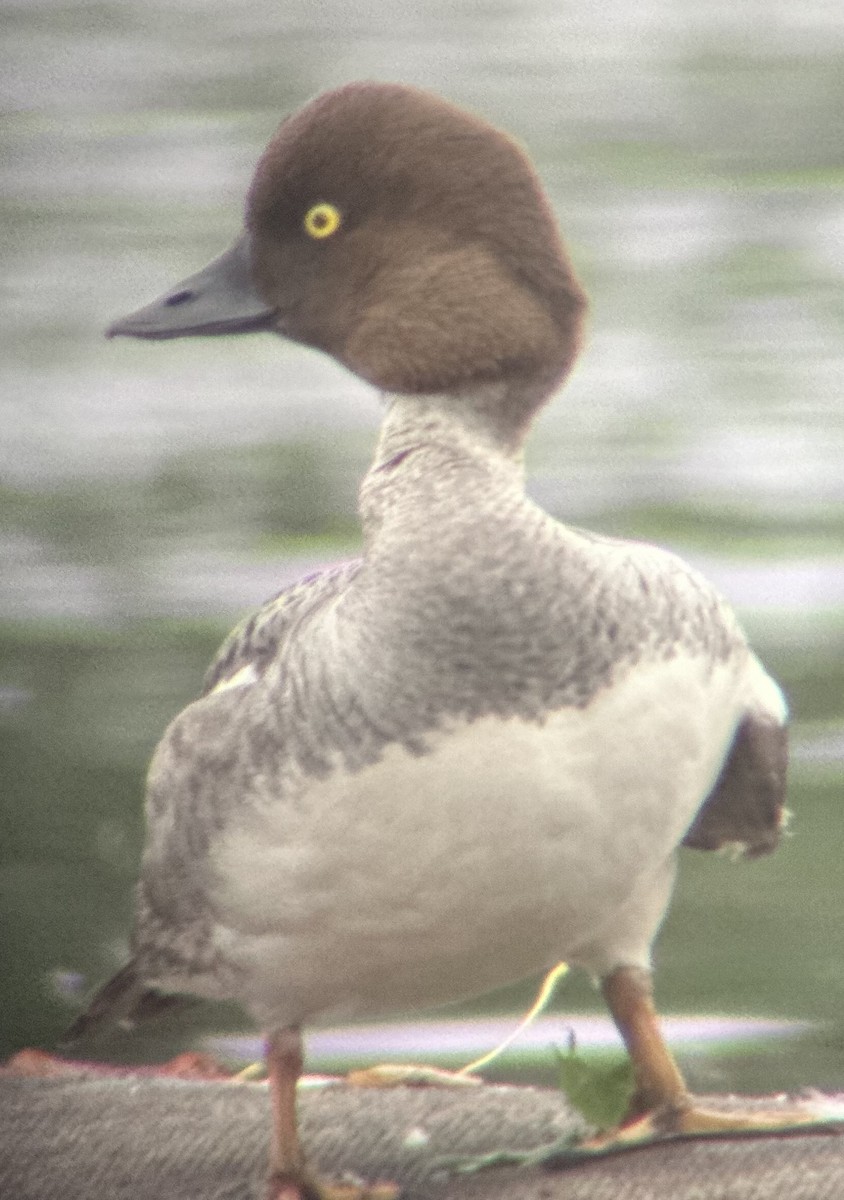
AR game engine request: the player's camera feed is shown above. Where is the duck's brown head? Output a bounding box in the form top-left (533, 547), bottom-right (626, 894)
top-left (110, 82), bottom-right (587, 420)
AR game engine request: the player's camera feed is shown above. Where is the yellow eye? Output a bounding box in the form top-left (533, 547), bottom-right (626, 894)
top-left (303, 202), bottom-right (342, 240)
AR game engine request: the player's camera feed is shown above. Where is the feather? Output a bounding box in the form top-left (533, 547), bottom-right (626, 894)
top-left (61, 962), bottom-right (196, 1045)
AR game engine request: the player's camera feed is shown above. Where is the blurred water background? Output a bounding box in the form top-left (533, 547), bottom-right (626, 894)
top-left (1, 0), bottom-right (843, 1094)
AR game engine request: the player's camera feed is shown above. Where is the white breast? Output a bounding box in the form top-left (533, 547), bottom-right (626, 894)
top-left (207, 649), bottom-right (774, 1029)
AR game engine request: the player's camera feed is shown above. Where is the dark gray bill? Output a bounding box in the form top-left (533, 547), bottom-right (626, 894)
top-left (107, 235), bottom-right (276, 340)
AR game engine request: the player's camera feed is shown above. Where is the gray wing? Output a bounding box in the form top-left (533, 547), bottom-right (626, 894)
top-left (62, 559), bottom-right (364, 1045)
top-left (682, 714), bottom-right (788, 858)
top-left (201, 557), bottom-right (363, 696)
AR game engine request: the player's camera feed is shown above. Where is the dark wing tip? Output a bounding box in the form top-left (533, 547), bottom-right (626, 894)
top-left (61, 962), bottom-right (200, 1047)
top-left (683, 714), bottom-right (788, 858)
top-left (60, 961), bottom-right (181, 1046)
top-left (60, 962), bottom-right (140, 1045)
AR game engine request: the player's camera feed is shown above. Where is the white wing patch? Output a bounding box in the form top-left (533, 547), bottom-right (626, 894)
top-left (208, 662), bottom-right (260, 695)
top-left (744, 651), bottom-right (788, 724)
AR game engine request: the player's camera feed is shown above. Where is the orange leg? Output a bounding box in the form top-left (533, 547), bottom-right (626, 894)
top-left (265, 1027), bottom-right (314, 1200)
top-left (264, 1026), bottom-right (399, 1200)
top-left (603, 964), bottom-right (688, 1122)
top-left (576, 964), bottom-right (844, 1155)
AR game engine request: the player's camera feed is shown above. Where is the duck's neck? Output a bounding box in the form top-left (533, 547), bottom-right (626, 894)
top-left (358, 386), bottom-right (534, 548)
top-left (372, 382), bottom-right (536, 468)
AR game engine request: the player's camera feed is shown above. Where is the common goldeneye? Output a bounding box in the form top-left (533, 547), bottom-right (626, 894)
top-left (67, 82), bottom-right (835, 1200)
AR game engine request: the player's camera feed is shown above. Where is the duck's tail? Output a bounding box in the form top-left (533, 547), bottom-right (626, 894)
top-left (61, 961), bottom-right (194, 1046)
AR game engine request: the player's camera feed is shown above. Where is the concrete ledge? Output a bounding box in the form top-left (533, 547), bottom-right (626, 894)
top-left (1, 1074), bottom-right (842, 1199)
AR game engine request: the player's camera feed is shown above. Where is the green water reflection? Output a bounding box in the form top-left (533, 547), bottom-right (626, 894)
top-left (1, 0), bottom-right (843, 1100)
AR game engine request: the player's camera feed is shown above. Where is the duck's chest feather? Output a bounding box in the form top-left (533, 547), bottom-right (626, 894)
top-left (142, 650), bottom-right (751, 1027)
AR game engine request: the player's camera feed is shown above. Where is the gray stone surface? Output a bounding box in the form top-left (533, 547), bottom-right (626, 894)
top-left (1, 1075), bottom-right (843, 1200)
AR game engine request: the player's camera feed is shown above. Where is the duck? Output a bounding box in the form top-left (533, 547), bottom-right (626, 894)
top-left (65, 81), bottom-right (836, 1200)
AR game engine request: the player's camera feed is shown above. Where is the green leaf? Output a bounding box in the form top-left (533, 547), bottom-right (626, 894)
top-left (555, 1043), bottom-right (634, 1130)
